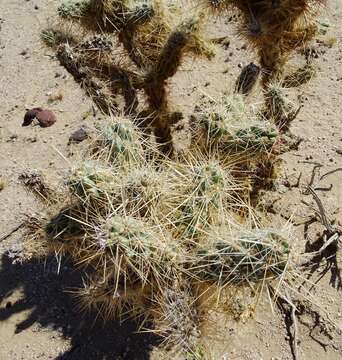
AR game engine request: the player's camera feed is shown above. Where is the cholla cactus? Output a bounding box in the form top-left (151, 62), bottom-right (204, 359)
top-left (57, 0), bottom-right (92, 18)
top-left (169, 158), bottom-right (243, 239)
top-left (94, 215), bottom-right (179, 285)
top-left (264, 82), bottom-right (301, 132)
top-left (28, 129), bottom-right (300, 355)
top-left (67, 161), bottom-right (119, 210)
top-left (152, 284), bottom-right (200, 352)
top-left (45, 207), bottom-right (83, 241)
top-left (143, 12), bottom-right (213, 111)
top-left (198, 95), bottom-right (248, 141)
top-left (31, 2), bottom-right (323, 353)
top-left (94, 117), bottom-right (145, 164)
top-left (58, 0), bottom-right (213, 67)
top-left (41, 27), bottom-right (78, 48)
top-left (44, 0), bottom-right (213, 149)
top-left (231, 125), bottom-right (278, 152)
top-left (56, 42), bottom-right (120, 113)
top-left (119, 165), bottom-right (171, 218)
top-left (55, 213), bottom-right (182, 319)
top-left (196, 94), bottom-right (278, 154)
top-left (138, 9), bottom-right (214, 147)
top-left (77, 276), bottom-right (150, 320)
top-left (189, 227), bottom-right (291, 286)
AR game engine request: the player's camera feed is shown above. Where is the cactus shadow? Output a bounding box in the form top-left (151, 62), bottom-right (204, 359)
top-left (0, 253), bottom-right (158, 359)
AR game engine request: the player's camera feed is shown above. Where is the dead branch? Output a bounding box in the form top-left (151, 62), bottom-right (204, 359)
top-left (320, 168), bottom-right (342, 181)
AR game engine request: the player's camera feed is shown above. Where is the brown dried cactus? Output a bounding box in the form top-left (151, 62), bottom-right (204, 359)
top-left (205, 0), bottom-right (325, 86)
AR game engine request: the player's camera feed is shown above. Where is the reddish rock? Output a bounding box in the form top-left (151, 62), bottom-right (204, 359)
top-left (35, 110), bottom-right (57, 127)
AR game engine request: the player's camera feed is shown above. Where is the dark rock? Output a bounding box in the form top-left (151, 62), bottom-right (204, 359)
top-left (20, 49), bottom-right (28, 56)
top-left (22, 108), bottom-right (43, 126)
top-left (69, 127), bottom-right (88, 143)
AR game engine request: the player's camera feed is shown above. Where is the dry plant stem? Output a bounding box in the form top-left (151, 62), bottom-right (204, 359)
top-left (320, 167), bottom-right (342, 181)
top-left (289, 297), bottom-right (299, 360)
top-left (0, 222), bottom-right (25, 242)
top-left (269, 285), bottom-right (299, 360)
top-left (302, 165), bottom-right (333, 192)
top-left (300, 186), bottom-right (341, 264)
top-left (308, 164), bottom-right (322, 187)
top-left (306, 185), bottom-right (333, 233)
top-left (318, 233), bottom-right (340, 254)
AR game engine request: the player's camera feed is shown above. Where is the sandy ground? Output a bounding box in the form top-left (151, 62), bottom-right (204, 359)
top-left (0, 0), bottom-right (342, 359)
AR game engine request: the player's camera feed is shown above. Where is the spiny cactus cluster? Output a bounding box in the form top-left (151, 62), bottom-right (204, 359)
top-left (31, 0), bottom-right (329, 356)
top-left (32, 112), bottom-right (294, 353)
top-left (191, 227), bottom-right (290, 285)
top-left (194, 94), bottom-right (278, 156)
top-left (170, 158), bottom-right (242, 239)
top-left (94, 117), bottom-right (145, 163)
